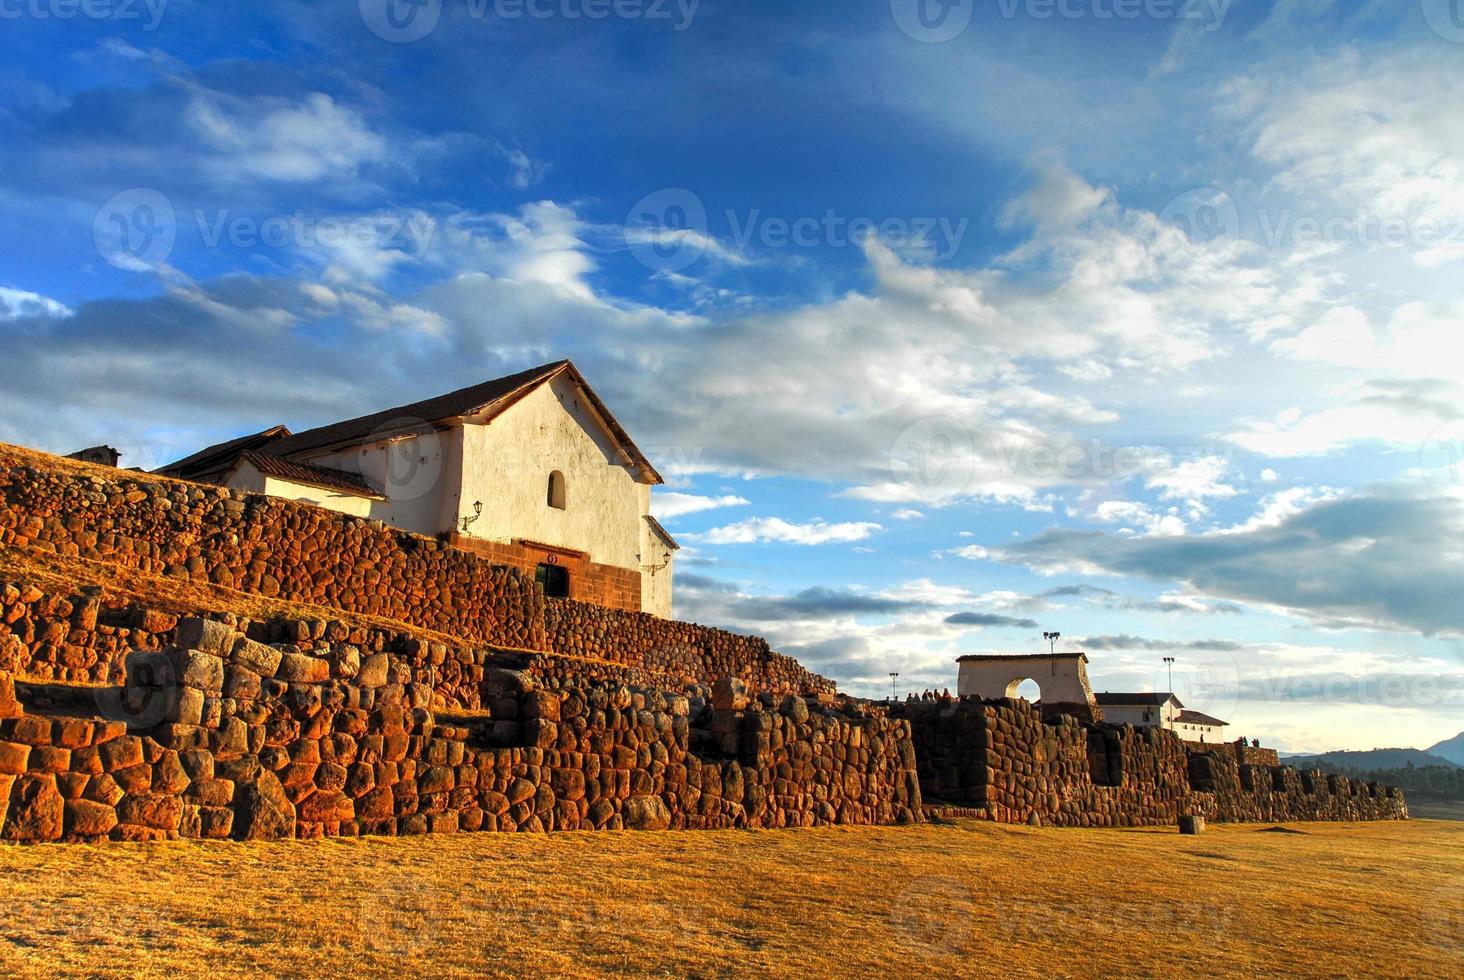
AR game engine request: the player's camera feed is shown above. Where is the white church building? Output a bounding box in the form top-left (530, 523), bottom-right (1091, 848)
top-left (159, 360), bottom-right (678, 618)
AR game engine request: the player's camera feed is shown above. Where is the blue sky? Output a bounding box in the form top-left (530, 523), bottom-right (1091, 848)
top-left (3, 0), bottom-right (1464, 752)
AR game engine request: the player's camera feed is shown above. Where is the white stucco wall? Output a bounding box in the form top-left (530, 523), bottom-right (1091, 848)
top-left (224, 463), bottom-right (378, 519)
top-left (956, 655), bottom-right (1095, 704)
top-left (295, 426), bottom-right (458, 538)
top-left (455, 374), bottom-right (648, 571)
top-left (640, 518), bottom-right (675, 620)
top-left (1177, 721), bottom-right (1226, 742)
top-left (1097, 701), bottom-right (1180, 729)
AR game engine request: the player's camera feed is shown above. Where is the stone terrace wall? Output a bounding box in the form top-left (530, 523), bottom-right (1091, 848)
top-left (1184, 739), bottom-right (1281, 767)
top-left (544, 598), bottom-right (835, 698)
top-left (0, 619), bottom-right (920, 843)
top-left (0, 448), bottom-right (833, 697)
top-left (0, 457), bottom-right (547, 650)
top-left (892, 698), bottom-right (1405, 827)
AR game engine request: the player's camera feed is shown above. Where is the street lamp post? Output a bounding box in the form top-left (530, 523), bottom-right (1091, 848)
top-left (889, 671), bottom-right (899, 701)
top-left (1163, 656), bottom-right (1175, 692)
top-left (1043, 630), bottom-right (1060, 655)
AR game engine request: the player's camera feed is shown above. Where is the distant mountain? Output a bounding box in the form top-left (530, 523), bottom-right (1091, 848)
top-left (1426, 731), bottom-right (1464, 766)
top-left (1285, 747), bottom-right (1461, 771)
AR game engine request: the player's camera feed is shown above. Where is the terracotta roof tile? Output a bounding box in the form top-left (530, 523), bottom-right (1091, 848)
top-left (236, 451), bottom-right (383, 498)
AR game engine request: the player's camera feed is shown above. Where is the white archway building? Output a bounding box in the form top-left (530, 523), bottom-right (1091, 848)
top-left (955, 652), bottom-right (1101, 720)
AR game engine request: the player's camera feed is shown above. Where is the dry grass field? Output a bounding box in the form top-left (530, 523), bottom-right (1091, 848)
top-left (0, 819), bottom-right (1457, 979)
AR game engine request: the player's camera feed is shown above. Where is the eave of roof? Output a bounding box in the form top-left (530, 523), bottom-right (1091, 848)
top-left (261, 360), bottom-right (664, 485)
top-left (1093, 692), bottom-right (1184, 707)
top-left (644, 514), bottom-right (680, 551)
top-left (235, 451), bottom-right (385, 499)
top-left (157, 425), bottom-right (291, 476)
top-left (955, 652), bottom-right (1089, 663)
top-left (1175, 709), bottom-right (1228, 727)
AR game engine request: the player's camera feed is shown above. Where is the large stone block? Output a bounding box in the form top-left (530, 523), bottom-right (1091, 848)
top-left (177, 650), bottom-right (225, 695)
top-left (621, 794), bottom-right (672, 831)
top-left (230, 637), bottom-right (282, 677)
top-left (116, 794), bottom-right (183, 832)
top-left (2, 773), bottom-right (64, 841)
top-left (237, 770), bottom-right (296, 840)
top-left (64, 799), bottom-right (118, 838)
top-left (174, 618), bottom-right (237, 658)
top-left (355, 653), bottom-right (390, 689)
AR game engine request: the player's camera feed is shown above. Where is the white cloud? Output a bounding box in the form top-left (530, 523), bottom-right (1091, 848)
top-left (696, 517), bottom-right (882, 545)
top-left (650, 492), bottom-right (750, 519)
top-left (1094, 499), bottom-right (1187, 537)
top-left (186, 90), bottom-right (385, 184)
top-left (0, 287), bottom-right (70, 320)
top-left (891, 508), bottom-right (924, 521)
top-left (1220, 381), bottom-right (1460, 457)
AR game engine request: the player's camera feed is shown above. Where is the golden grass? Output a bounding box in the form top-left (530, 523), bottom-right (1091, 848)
top-left (0, 819), bottom-right (1457, 979)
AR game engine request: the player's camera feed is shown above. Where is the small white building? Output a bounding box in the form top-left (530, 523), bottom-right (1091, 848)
top-left (1093, 692), bottom-right (1228, 742)
top-left (159, 360), bottom-right (678, 618)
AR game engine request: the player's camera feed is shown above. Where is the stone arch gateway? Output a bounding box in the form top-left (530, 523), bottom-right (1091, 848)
top-left (955, 652), bottom-right (1101, 723)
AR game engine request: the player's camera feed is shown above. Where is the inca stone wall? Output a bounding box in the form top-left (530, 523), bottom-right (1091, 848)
top-left (0, 618), bottom-right (920, 842)
top-left (893, 699), bottom-right (1406, 826)
top-left (543, 598), bottom-right (834, 698)
top-left (0, 448), bottom-right (831, 697)
top-left (0, 457), bottom-right (546, 650)
top-left (0, 446), bottom-right (1408, 841)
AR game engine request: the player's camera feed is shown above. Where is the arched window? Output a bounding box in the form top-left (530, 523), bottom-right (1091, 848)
top-left (547, 470), bottom-right (566, 509)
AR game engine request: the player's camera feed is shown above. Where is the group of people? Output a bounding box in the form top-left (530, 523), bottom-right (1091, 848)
top-left (906, 689), bottom-right (954, 702)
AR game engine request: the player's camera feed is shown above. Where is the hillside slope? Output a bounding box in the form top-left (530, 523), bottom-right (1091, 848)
top-left (1286, 748), bottom-right (1460, 770)
top-left (1427, 731), bottom-right (1464, 766)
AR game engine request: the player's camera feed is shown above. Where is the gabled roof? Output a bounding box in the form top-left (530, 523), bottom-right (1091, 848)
top-left (1093, 692), bottom-right (1183, 707)
top-left (264, 360), bottom-right (663, 484)
top-left (158, 425), bottom-right (292, 480)
top-left (1176, 708), bottom-right (1228, 727)
top-left (234, 451), bottom-right (384, 499)
top-left (644, 514), bottom-right (680, 551)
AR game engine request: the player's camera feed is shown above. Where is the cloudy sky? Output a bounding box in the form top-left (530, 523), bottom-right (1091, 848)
top-left (3, 1), bottom-right (1463, 752)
